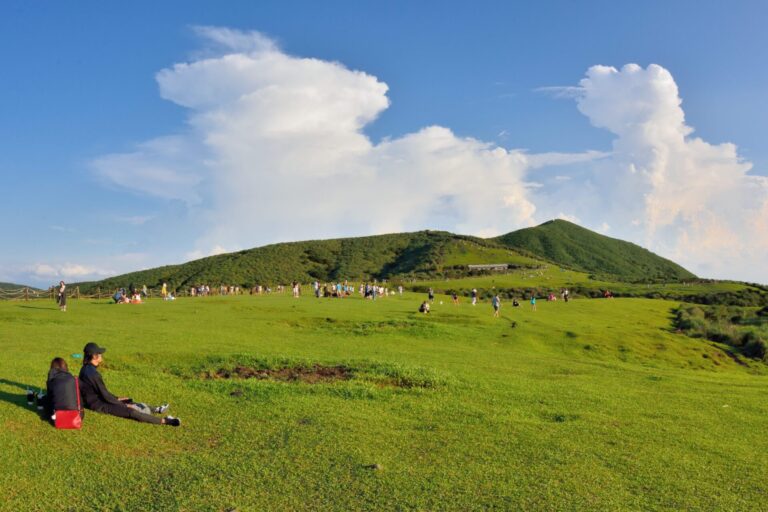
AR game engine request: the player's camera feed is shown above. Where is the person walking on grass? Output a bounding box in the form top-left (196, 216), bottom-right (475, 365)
top-left (471, 288), bottom-right (478, 306)
top-left (428, 288), bottom-right (435, 303)
top-left (492, 294), bottom-right (501, 318)
top-left (78, 342), bottom-right (180, 427)
top-left (530, 295), bottom-right (537, 311)
top-left (57, 281), bottom-right (67, 312)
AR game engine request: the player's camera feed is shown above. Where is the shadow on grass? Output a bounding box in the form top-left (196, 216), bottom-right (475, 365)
top-left (15, 305), bottom-right (58, 311)
top-left (0, 379), bottom-right (51, 422)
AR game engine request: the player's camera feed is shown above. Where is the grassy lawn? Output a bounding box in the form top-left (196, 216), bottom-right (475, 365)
top-left (413, 267), bottom-right (755, 296)
top-left (440, 240), bottom-right (542, 267)
top-left (1, 292), bottom-right (766, 511)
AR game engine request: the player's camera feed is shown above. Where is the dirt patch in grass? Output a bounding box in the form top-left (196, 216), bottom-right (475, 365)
top-left (173, 355), bottom-right (450, 390)
top-left (208, 364), bottom-right (354, 384)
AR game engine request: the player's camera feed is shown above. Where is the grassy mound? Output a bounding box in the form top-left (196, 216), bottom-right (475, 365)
top-left (494, 219), bottom-right (696, 282)
top-left (76, 231), bottom-right (543, 294)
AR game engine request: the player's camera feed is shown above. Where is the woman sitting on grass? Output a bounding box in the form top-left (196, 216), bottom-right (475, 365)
top-left (78, 342), bottom-right (180, 427)
top-left (46, 357), bottom-right (82, 421)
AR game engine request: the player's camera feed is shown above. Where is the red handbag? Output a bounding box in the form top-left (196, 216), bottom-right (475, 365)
top-left (54, 377), bottom-right (82, 430)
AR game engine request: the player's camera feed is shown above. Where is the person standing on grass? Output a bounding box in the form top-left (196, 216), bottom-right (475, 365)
top-left (471, 288), bottom-right (478, 306)
top-left (452, 292), bottom-right (459, 305)
top-left (530, 295), bottom-right (537, 311)
top-left (492, 294), bottom-right (501, 317)
top-left (57, 281), bottom-right (67, 312)
top-left (161, 282), bottom-right (168, 299)
top-left (78, 342), bottom-right (180, 427)
top-left (428, 288), bottom-right (435, 303)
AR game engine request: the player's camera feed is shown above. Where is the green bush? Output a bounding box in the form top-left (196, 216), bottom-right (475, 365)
top-left (706, 326), bottom-right (738, 346)
top-left (742, 332), bottom-right (767, 360)
top-left (743, 338), bottom-right (767, 360)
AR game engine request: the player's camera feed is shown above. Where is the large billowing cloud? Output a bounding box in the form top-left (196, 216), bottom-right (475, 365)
top-left (94, 27), bottom-right (547, 257)
top-left (534, 64), bottom-right (768, 281)
top-left (93, 28), bottom-right (767, 283)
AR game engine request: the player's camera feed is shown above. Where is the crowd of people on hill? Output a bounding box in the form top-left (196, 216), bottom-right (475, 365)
top-left (58, 277), bottom-right (601, 322)
top-left (413, 286), bottom-right (577, 317)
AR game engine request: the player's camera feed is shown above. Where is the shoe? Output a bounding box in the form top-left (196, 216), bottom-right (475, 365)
top-left (154, 403), bottom-right (170, 414)
top-left (163, 416), bottom-right (181, 427)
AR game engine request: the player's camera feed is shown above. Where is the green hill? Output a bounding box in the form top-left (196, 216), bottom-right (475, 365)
top-left (0, 282), bottom-right (38, 291)
top-left (78, 231), bottom-right (544, 293)
top-left (76, 221), bottom-right (700, 294)
top-left (494, 219), bottom-right (696, 282)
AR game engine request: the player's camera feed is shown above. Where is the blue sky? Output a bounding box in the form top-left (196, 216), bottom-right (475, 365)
top-left (1, 1), bottom-right (767, 286)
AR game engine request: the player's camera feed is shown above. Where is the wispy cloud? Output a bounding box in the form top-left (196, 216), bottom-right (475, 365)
top-left (115, 215), bottom-right (155, 226)
top-left (49, 225), bottom-right (76, 233)
top-left (534, 85), bottom-right (584, 99)
top-left (27, 262), bottom-right (115, 280)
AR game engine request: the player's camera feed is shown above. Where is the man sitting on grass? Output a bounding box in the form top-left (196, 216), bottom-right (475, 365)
top-left (78, 342), bottom-right (180, 427)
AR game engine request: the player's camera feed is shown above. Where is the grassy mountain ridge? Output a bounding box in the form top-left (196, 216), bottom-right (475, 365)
top-left (76, 221), bottom-right (699, 293)
top-left (494, 219), bottom-right (696, 282)
top-left (77, 231), bottom-right (544, 293)
top-left (0, 282), bottom-right (39, 291)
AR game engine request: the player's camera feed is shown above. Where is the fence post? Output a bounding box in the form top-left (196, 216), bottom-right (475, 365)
top-left (24, 287), bottom-right (29, 301)
top-left (76, 286), bottom-right (80, 299)
top-left (97, 287), bottom-right (101, 299)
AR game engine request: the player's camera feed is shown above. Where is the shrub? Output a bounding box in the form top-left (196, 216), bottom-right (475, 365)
top-left (743, 337), bottom-right (767, 361)
top-left (706, 327), bottom-right (738, 346)
top-left (742, 332), bottom-right (767, 360)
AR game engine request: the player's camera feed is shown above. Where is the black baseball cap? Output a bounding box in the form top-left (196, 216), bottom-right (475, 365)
top-left (83, 342), bottom-right (107, 356)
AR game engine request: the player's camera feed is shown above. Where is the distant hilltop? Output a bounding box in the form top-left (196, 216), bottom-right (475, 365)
top-left (0, 282), bottom-right (41, 291)
top-left (493, 219), bottom-right (695, 282)
top-left (75, 220), bottom-right (696, 293)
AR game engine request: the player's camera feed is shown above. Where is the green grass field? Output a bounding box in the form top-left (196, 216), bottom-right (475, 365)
top-left (414, 265), bottom-right (755, 295)
top-left (1, 292), bottom-right (767, 511)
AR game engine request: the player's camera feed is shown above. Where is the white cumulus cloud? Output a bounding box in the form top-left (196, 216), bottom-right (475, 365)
top-left (94, 27), bottom-right (572, 253)
top-left (534, 63), bottom-right (768, 282)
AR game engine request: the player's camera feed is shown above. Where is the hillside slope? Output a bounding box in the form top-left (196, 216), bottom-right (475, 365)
top-left (0, 282), bottom-right (38, 291)
top-left (78, 231), bottom-right (543, 292)
top-left (494, 219), bottom-right (696, 282)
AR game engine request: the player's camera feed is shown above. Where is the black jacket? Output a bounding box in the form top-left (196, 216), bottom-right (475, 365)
top-left (46, 368), bottom-right (81, 415)
top-left (79, 363), bottom-right (123, 411)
